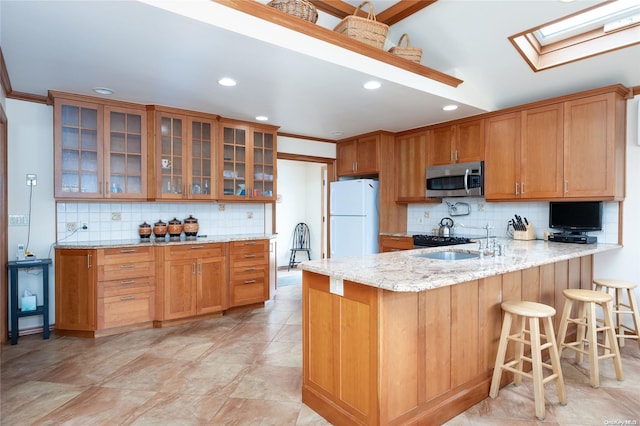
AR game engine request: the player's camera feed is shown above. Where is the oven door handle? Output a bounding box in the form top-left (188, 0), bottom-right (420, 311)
top-left (464, 168), bottom-right (470, 194)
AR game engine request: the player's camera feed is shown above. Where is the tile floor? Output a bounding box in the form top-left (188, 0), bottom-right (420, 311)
top-left (1, 277), bottom-right (639, 425)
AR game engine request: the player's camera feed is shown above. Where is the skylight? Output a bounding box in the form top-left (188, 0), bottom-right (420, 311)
top-left (510, 0), bottom-right (640, 71)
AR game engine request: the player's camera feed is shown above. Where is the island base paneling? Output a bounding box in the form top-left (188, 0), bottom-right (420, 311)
top-left (302, 256), bottom-right (592, 425)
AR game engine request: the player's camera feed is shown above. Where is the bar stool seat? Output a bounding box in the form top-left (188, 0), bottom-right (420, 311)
top-left (557, 289), bottom-right (624, 388)
top-left (593, 278), bottom-right (640, 350)
top-left (490, 300), bottom-right (566, 421)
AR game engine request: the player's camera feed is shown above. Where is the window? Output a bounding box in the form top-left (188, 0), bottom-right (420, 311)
top-left (510, 0), bottom-right (640, 71)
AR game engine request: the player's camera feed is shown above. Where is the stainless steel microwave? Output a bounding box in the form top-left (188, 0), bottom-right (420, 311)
top-left (426, 161), bottom-right (484, 197)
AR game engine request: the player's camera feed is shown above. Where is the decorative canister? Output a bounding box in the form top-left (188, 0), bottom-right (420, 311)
top-left (168, 217), bottom-right (183, 238)
top-left (153, 219), bottom-right (167, 238)
top-left (138, 221), bottom-right (152, 239)
top-left (183, 215), bottom-right (199, 237)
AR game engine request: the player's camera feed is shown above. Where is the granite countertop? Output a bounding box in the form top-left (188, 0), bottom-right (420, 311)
top-left (55, 233), bottom-right (276, 249)
top-left (301, 239), bottom-right (621, 292)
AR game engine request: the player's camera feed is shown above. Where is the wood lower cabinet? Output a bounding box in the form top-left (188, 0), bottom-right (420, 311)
top-left (229, 239), bottom-right (270, 307)
top-left (55, 246), bottom-right (155, 337)
top-left (379, 235), bottom-right (413, 252)
top-left (303, 256), bottom-right (593, 425)
top-left (157, 243), bottom-right (227, 322)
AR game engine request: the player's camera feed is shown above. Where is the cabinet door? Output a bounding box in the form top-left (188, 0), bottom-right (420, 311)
top-left (188, 117), bottom-right (216, 199)
top-left (484, 113), bottom-right (520, 201)
top-left (251, 128), bottom-right (276, 199)
top-left (54, 249), bottom-right (97, 331)
top-left (355, 135), bottom-right (379, 174)
top-left (164, 258), bottom-right (197, 319)
top-left (337, 140), bottom-right (358, 176)
top-left (157, 113), bottom-right (187, 199)
top-left (104, 106), bottom-right (147, 199)
top-left (428, 126), bottom-right (454, 166)
top-left (520, 104), bottom-right (564, 199)
top-left (54, 99), bottom-right (104, 198)
top-left (220, 123), bottom-right (249, 199)
top-left (396, 132), bottom-right (427, 200)
top-left (456, 120), bottom-right (484, 163)
top-left (563, 93), bottom-right (618, 198)
top-left (197, 256), bottom-right (227, 314)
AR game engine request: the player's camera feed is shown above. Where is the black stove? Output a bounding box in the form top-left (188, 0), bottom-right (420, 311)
top-left (413, 235), bottom-right (473, 247)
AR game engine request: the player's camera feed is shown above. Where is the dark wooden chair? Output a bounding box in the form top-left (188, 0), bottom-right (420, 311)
top-left (288, 222), bottom-right (311, 271)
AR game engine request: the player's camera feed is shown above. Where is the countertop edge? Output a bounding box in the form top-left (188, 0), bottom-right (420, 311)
top-left (55, 234), bottom-right (277, 249)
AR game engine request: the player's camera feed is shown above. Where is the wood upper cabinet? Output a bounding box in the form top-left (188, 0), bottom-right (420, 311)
top-left (395, 131), bottom-right (428, 201)
top-left (428, 120), bottom-right (484, 166)
top-left (150, 107), bottom-right (217, 200)
top-left (337, 135), bottom-right (380, 176)
top-left (563, 92), bottom-right (626, 200)
top-left (161, 243), bottom-right (227, 320)
top-left (520, 103), bottom-right (564, 199)
top-left (54, 95), bottom-right (147, 199)
top-left (484, 112), bottom-right (520, 201)
top-left (219, 120), bottom-right (277, 200)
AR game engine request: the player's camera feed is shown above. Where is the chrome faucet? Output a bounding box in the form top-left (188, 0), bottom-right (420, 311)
top-left (459, 223), bottom-right (495, 254)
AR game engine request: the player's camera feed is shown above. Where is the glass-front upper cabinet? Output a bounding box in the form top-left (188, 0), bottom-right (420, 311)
top-left (54, 96), bottom-right (148, 200)
top-left (188, 117), bottom-right (216, 199)
top-left (157, 113), bottom-right (186, 199)
top-left (55, 99), bottom-right (103, 198)
top-left (219, 120), bottom-right (277, 201)
top-left (104, 106), bottom-right (147, 198)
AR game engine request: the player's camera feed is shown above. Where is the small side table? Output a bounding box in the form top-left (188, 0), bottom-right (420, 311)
top-left (7, 258), bottom-right (52, 345)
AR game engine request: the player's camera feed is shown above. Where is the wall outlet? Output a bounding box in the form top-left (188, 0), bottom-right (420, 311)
top-left (26, 173), bottom-right (37, 186)
top-left (111, 212), bottom-right (122, 221)
top-left (80, 223), bottom-right (88, 231)
top-left (424, 211), bottom-right (430, 219)
top-left (247, 212), bottom-right (254, 219)
top-left (66, 222), bottom-right (78, 232)
top-left (477, 203), bottom-right (485, 212)
top-left (417, 217), bottom-right (424, 224)
top-left (218, 204), bottom-right (225, 211)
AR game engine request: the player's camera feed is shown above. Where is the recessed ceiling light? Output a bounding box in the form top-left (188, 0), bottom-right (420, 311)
top-left (93, 87), bottom-right (114, 95)
top-left (443, 104), bottom-right (458, 111)
top-left (218, 77), bottom-right (237, 87)
top-left (332, 131), bottom-right (344, 137)
top-left (256, 115), bottom-right (268, 121)
top-left (363, 81), bottom-right (381, 90)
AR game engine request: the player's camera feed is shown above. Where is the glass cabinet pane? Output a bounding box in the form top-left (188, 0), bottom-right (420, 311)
top-left (160, 115), bottom-right (184, 196)
top-left (252, 130), bottom-right (275, 197)
top-left (59, 104), bottom-right (100, 195)
top-left (222, 126), bottom-right (247, 196)
top-left (108, 110), bottom-right (145, 195)
top-left (190, 120), bottom-right (213, 196)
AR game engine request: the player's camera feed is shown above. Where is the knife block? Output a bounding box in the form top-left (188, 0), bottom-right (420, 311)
top-left (513, 224), bottom-right (536, 240)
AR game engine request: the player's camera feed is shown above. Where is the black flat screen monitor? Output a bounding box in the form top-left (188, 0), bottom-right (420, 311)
top-left (549, 201), bottom-right (603, 233)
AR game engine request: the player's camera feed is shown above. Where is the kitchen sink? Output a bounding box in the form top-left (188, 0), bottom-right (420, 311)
top-left (413, 250), bottom-right (480, 261)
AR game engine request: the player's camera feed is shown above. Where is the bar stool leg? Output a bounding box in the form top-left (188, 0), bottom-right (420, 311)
top-left (513, 315), bottom-right (526, 386)
top-left (627, 287), bottom-right (640, 350)
top-left (543, 316), bottom-right (567, 405)
top-left (557, 299), bottom-right (573, 360)
top-left (529, 316), bottom-right (545, 420)
top-left (489, 312), bottom-right (513, 399)
top-left (602, 301), bottom-right (624, 381)
top-left (585, 300), bottom-right (600, 387)
top-left (575, 301), bottom-right (587, 365)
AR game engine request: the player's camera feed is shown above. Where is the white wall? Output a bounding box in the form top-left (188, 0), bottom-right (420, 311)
top-left (275, 159), bottom-right (323, 268)
top-left (594, 95), bottom-right (640, 327)
top-left (277, 135), bottom-right (336, 158)
top-left (7, 100), bottom-right (56, 329)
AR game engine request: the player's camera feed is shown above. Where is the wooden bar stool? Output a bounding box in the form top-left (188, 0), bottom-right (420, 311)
top-left (593, 278), bottom-right (640, 350)
top-left (490, 301), bottom-right (566, 421)
top-left (557, 289), bottom-right (624, 388)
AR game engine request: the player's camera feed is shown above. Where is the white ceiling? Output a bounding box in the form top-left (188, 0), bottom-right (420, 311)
top-left (2, 0), bottom-right (639, 140)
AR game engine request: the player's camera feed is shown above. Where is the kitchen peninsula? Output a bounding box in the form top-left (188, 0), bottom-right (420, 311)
top-left (301, 240), bottom-right (620, 425)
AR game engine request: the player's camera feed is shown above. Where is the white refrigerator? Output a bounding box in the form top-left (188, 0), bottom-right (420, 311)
top-left (330, 179), bottom-right (379, 258)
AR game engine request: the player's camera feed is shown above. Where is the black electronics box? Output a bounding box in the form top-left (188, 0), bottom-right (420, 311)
top-left (548, 233), bottom-right (597, 244)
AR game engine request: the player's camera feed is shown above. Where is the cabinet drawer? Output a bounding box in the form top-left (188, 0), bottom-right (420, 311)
top-left (99, 246), bottom-right (154, 264)
top-left (231, 265), bottom-right (268, 285)
top-left (97, 277), bottom-right (155, 298)
top-left (97, 291), bottom-right (154, 330)
top-left (230, 239), bottom-right (269, 255)
top-left (380, 236), bottom-right (413, 252)
top-left (97, 261), bottom-right (155, 281)
top-left (230, 251), bottom-right (268, 266)
top-left (167, 243), bottom-right (225, 260)
top-left (230, 281), bottom-right (267, 307)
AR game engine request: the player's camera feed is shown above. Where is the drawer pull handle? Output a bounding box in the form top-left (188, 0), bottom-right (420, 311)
top-left (120, 264), bottom-right (136, 269)
top-left (244, 254), bottom-right (257, 258)
top-left (120, 280), bottom-right (136, 285)
top-left (244, 267), bottom-right (256, 271)
top-left (190, 245), bottom-right (205, 249)
top-left (120, 296), bottom-right (136, 301)
top-left (244, 279), bottom-right (257, 284)
top-left (244, 241), bottom-right (257, 245)
top-left (119, 249), bottom-right (136, 253)
top-left (390, 238), bottom-right (400, 241)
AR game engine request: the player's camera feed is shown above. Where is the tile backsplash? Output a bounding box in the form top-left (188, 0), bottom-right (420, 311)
top-left (56, 202), bottom-right (267, 242)
top-left (407, 198), bottom-right (619, 244)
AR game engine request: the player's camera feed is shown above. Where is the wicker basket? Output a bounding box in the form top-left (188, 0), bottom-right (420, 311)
top-left (267, 0), bottom-right (318, 24)
top-left (334, 1), bottom-right (389, 49)
top-left (388, 33), bottom-right (422, 63)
